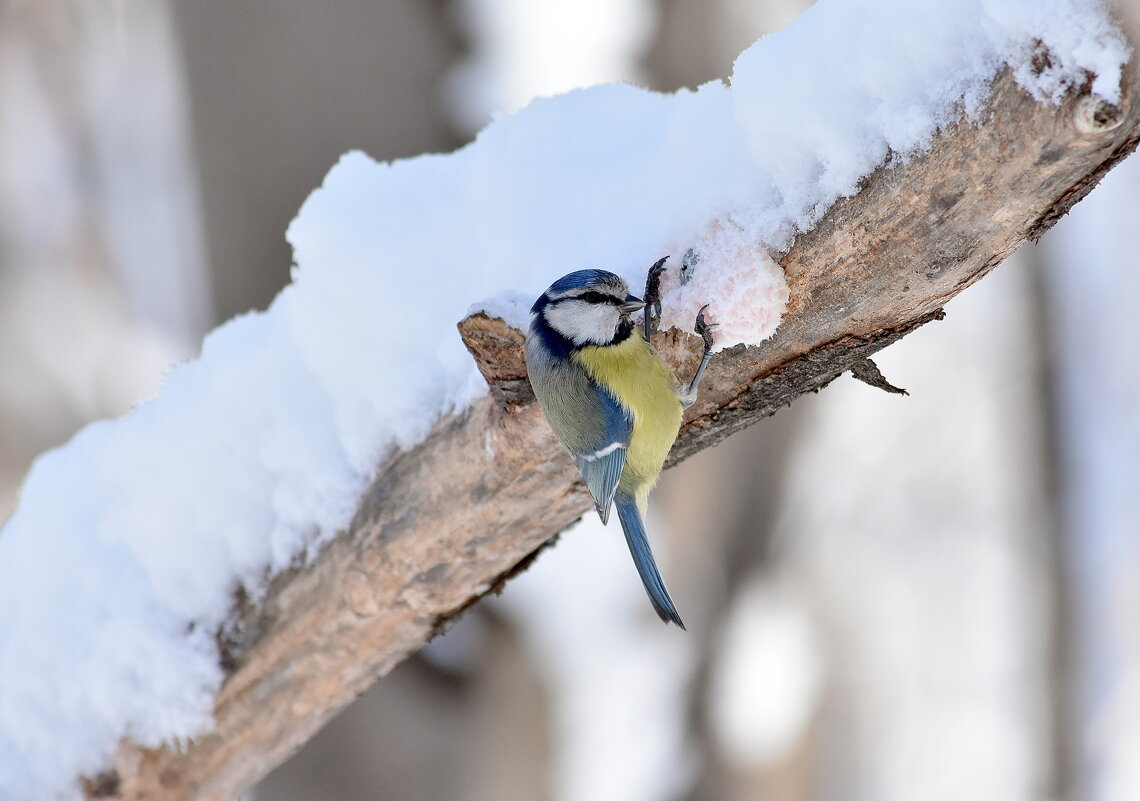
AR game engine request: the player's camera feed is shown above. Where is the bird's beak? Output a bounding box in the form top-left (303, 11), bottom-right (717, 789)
top-left (621, 295), bottom-right (646, 313)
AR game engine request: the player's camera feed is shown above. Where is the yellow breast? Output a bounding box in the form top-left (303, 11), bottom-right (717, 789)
top-left (572, 335), bottom-right (682, 504)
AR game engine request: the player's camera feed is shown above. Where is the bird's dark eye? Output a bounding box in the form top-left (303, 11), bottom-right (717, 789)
top-left (579, 291), bottom-right (613, 305)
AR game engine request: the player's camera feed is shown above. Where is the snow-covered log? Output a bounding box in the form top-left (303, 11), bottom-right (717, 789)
top-left (92, 63), bottom-right (1140, 801)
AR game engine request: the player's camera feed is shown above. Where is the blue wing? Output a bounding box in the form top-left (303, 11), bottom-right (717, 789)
top-left (571, 383), bottom-right (631, 524)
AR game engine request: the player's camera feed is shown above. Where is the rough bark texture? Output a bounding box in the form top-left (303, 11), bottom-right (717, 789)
top-left (88, 66), bottom-right (1140, 801)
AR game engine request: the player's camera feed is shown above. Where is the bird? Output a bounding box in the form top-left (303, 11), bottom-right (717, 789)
top-left (524, 258), bottom-right (715, 627)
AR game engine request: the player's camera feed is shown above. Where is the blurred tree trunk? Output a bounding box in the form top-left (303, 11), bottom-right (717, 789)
top-left (170, 0), bottom-right (464, 321)
top-left (0, 0), bottom-right (208, 520)
top-left (1039, 153), bottom-right (1140, 801)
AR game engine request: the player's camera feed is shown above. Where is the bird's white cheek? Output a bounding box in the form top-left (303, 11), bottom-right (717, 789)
top-left (545, 302), bottom-right (620, 345)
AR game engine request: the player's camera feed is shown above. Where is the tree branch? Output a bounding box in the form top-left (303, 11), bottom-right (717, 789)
top-left (89, 67), bottom-right (1139, 800)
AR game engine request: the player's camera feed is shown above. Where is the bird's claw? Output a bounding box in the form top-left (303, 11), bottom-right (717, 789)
top-left (643, 256), bottom-right (668, 342)
top-left (695, 304), bottom-right (717, 352)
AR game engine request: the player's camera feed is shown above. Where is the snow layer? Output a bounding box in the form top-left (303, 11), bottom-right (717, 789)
top-left (0, 1), bottom-right (1128, 799)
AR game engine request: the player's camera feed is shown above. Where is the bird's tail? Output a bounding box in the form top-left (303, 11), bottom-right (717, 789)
top-left (614, 491), bottom-right (685, 628)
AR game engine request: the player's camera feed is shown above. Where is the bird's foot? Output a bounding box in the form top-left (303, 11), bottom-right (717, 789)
top-left (695, 304), bottom-right (717, 352)
top-left (681, 304), bottom-right (717, 409)
top-left (643, 256), bottom-right (668, 343)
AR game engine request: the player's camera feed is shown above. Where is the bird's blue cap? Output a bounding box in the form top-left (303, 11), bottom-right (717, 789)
top-left (546, 269), bottom-right (624, 294)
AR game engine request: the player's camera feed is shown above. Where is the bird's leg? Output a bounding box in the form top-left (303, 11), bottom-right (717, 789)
top-left (643, 256), bottom-right (668, 344)
top-left (679, 305), bottom-right (717, 410)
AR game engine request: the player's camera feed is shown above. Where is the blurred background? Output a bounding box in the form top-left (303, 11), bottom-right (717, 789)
top-left (1, 1), bottom-right (1137, 800)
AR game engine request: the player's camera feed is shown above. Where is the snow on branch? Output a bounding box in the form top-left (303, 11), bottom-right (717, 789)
top-left (0, 2), bottom-right (1135, 801)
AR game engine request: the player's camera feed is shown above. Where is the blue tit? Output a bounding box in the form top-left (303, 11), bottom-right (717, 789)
top-left (525, 261), bottom-right (715, 628)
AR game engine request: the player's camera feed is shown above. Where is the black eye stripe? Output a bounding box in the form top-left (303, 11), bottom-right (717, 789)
top-left (548, 288), bottom-right (624, 307)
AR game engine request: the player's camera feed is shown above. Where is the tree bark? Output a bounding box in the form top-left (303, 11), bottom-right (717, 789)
top-left (86, 66), bottom-right (1140, 801)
